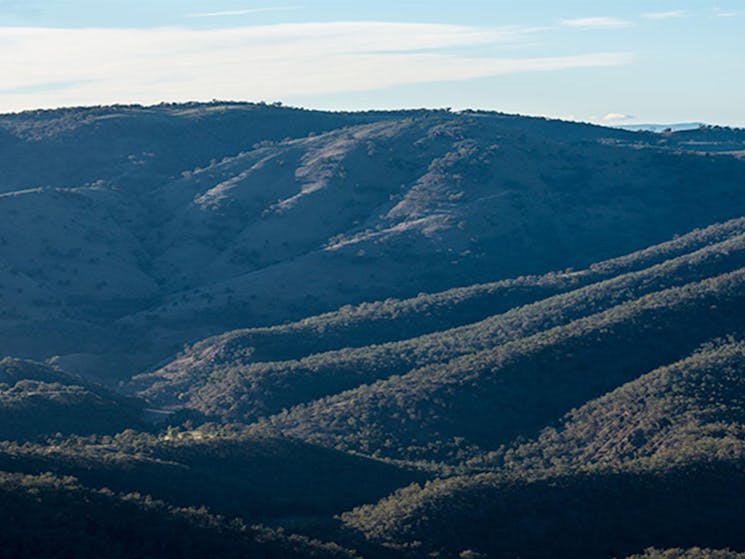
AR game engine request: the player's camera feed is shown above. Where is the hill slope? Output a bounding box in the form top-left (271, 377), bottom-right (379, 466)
top-left (2, 104), bottom-right (745, 378)
top-left (0, 470), bottom-right (359, 559)
top-left (342, 342), bottom-right (745, 558)
top-left (131, 219), bottom-right (745, 424)
top-left (0, 358), bottom-right (144, 439)
top-left (0, 429), bottom-right (424, 522)
top-left (256, 268), bottom-right (745, 462)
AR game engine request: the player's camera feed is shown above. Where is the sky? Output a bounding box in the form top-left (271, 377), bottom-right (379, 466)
top-left (1, 0), bottom-right (743, 126)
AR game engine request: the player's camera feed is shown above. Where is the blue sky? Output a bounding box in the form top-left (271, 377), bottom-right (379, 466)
top-left (1, 0), bottom-right (743, 125)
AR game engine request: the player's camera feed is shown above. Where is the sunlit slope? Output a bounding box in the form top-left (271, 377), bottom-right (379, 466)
top-left (132, 220), bottom-right (745, 426)
top-left (260, 269), bottom-right (745, 462)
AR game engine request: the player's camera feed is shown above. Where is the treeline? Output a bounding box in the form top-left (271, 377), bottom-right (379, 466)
top-left (470, 340), bottom-right (745, 474)
top-left (146, 183), bottom-right (745, 370)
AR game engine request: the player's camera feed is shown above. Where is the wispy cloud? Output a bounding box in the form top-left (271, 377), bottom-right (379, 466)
top-left (186, 7), bottom-right (296, 18)
top-left (0, 23), bottom-right (632, 112)
top-left (714, 7), bottom-right (737, 17)
top-left (0, 80), bottom-right (95, 95)
top-left (560, 17), bottom-right (633, 30)
top-left (642, 10), bottom-right (689, 20)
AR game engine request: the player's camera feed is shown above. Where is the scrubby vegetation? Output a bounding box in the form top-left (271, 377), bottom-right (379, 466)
top-left (0, 429), bottom-right (425, 521)
top-left (0, 471), bottom-right (359, 559)
top-left (341, 342), bottom-right (745, 558)
top-left (132, 225), bottom-right (745, 425)
top-left (258, 269), bottom-right (745, 462)
top-left (0, 358), bottom-right (144, 439)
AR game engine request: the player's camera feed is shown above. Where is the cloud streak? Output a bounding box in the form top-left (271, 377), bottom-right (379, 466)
top-left (560, 17), bottom-right (632, 29)
top-left (0, 22), bottom-right (632, 112)
top-left (714, 8), bottom-right (737, 18)
top-left (185, 7), bottom-right (296, 18)
top-left (642, 10), bottom-right (689, 20)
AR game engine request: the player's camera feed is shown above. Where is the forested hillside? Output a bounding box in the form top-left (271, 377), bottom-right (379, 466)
top-left (131, 220), bottom-right (745, 426)
top-left (1, 103), bottom-right (745, 558)
top-left (2, 103), bottom-right (745, 378)
top-left (0, 358), bottom-right (144, 439)
top-left (342, 342), bottom-right (745, 558)
top-left (0, 471), bottom-right (360, 559)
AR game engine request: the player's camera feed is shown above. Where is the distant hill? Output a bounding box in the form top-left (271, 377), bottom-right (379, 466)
top-left (616, 123), bottom-right (705, 133)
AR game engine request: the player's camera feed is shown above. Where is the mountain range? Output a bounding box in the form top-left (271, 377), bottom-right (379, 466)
top-left (1, 102), bottom-right (745, 558)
